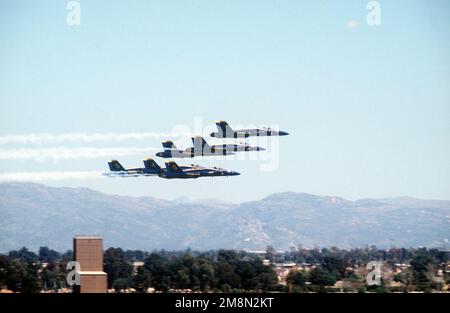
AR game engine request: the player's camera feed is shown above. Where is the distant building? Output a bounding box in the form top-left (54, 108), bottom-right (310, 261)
top-left (272, 262), bottom-right (301, 284)
top-left (73, 235), bottom-right (107, 293)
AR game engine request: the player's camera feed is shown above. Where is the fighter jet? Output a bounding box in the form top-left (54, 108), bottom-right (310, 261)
top-left (210, 120), bottom-right (289, 138)
top-left (155, 139), bottom-right (230, 158)
top-left (156, 137), bottom-right (263, 158)
top-left (105, 159), bottom-right (161, 177)
top-left (191, 136), bottom-right (264, 153)
top-left (159, 161), bottom-right (240, 179)
top-left (104, 160), bottom-right (143, 177)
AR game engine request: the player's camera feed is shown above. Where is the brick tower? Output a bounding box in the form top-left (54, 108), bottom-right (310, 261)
top-left (73, 235), bottom-right (107, 293)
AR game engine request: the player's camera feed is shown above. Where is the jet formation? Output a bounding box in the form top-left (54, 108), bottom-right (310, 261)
top-left (105, 120), bottom-right (289, 179)
top-left (105, 159), bottom-right (240, 179)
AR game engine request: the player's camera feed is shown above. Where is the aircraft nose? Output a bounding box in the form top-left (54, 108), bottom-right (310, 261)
top-left (230, 171), bottom-right (240, 176)
top-left (257, 147), bottom-right (266, 151)
top-left (279, 131), bottom-right (289, 136)
top-left (156, 152), bottom-right (163, 157)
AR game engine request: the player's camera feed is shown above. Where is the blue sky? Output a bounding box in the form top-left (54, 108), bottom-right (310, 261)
top-left (0, 0), bottom-right (449, 202)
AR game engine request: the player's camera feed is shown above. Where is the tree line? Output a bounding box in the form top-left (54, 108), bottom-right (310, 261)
top-left (0, 246), bottom-right (448, 293)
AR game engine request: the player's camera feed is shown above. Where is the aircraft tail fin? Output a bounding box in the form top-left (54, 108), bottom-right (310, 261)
top-left (108, 160), bottom-right (125, 172)
top-left (143, 158), bottom-right (161, 171)
top-left (192, 136), bottom-right (210, 150)
top-left (162, 140), bottom-right (177, 150)
top-left (165, 161), bottom-right (181, 172)
top-left (215, 120), bottom-right (234, 136)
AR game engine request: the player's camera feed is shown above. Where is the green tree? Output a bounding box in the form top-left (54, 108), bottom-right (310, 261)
top-left (215, 262), bottom-right (241, 290)
top-left (175, 267), bottom-right (191, 289)
top-left (309, 268), bottom-right (336, 287)
top-left (104, 247), bottom-right (132, 290)
top-left (235, 261), bottom-right (257, 290)
top-left (287, 270), bottom-right (309, 289)
top-left (133, 267), bottom-right (152, 292)
top-left (113, 278), bottom-right (132, 292)
top-left (197, 259), bottom-right (215, 290)
top-left (410, 254), bottom-right (433, 291)
top-left (144, 253), bottom-right (171, 291)
top-left (38, 247), bottom-right (60, 263)
top-left (217, 250), bottom-right (240, 267)
top-left (41, 262), bottom-right (63, 291)
top-left (21, 261), bottom-right (40, 293)
top-left (257, 271), bottom-right (278, 290)
top-left (322, 255), bottom-right (346, 279)
top-left (0, 255), bottom-right (11, 289)
top-left (5, 259), bottom-right (27, 292)
top-left (8, 247), bottom-right (38, 263)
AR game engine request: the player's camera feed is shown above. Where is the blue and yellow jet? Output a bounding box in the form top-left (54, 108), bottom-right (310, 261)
top-left (105, 159), bottom-right (240, 179)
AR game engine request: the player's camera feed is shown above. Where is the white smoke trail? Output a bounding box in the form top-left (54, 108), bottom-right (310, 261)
top-left (0, 132), bottom-right (190, 145)
top-left (0, 147), bottom-right (159, 162)
top-left (0, 171), bottom-right (105, 182)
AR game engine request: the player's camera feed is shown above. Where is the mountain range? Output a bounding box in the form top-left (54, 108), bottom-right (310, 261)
top-left (0, 183), bottom-right (449, 252)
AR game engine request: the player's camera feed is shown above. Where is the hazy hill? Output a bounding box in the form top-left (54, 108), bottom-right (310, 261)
top-left (0, 183), bottom-right (448, 252)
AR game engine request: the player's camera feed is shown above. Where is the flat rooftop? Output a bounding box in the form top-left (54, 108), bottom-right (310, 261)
top-left (74, 235), bottom-right (102, 239)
